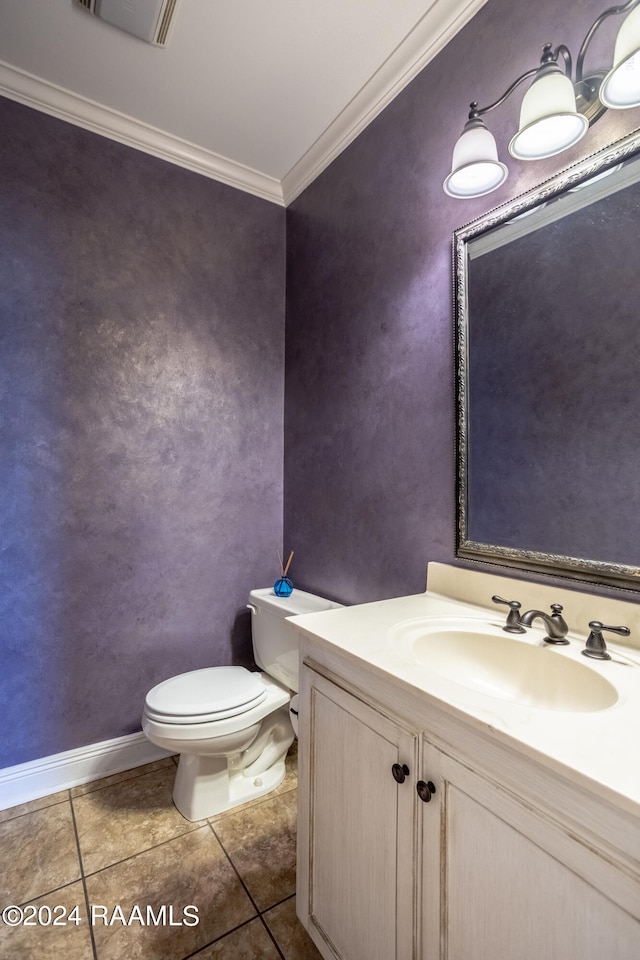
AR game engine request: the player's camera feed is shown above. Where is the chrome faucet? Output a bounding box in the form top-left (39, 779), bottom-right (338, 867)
top-left (518, 604), bottom-right (569, 644)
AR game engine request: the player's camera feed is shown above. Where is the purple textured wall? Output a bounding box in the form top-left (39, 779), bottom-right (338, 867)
top-left (0, 98), bottom-right (285, 767)
top-left (284, 0), bottom-right (640, 605)
top-left (3, 0), bottom-right (640, 771)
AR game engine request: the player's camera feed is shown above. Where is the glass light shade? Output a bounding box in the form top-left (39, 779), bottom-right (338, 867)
top-left (509, 68), bottom-right (588, 160)
top-left (600, 6), bottom-right (640, 108)
top-left (443, 119), bottom-right (508, 198)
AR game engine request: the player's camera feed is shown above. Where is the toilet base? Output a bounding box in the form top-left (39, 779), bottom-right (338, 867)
top-left (173, 752), bottom-right (289, 821)
top-left (172, 705), bottom-right (294, 820)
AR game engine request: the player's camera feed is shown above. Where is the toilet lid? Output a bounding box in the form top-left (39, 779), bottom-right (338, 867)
top-left (144, 666), bottom-right (267, 723)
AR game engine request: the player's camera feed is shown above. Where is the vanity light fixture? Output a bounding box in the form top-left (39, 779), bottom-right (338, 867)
top-left (444, 0), bottom-right (640, 198)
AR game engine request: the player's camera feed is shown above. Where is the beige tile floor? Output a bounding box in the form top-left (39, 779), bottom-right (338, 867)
top-left (0, 749), bottom-right (322, 960)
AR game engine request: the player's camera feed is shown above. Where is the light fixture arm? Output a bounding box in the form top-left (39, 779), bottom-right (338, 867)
top-left (468, 67), bottom-right (539, 120)
top-left (553, 44), bottom-right (573, 78)
top-left (576, 0), bottom-right (640, 81)
top-left (445, 2), bottom-right (640, 198)
top-left (468, 43), bottom-right (570, 121)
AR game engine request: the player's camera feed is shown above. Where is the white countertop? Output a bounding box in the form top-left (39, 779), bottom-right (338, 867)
top-left (290, 570), bottom-right (640, 823)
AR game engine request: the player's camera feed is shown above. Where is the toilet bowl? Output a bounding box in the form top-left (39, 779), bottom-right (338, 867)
top-left (142, 587), bottom-right (341, 821)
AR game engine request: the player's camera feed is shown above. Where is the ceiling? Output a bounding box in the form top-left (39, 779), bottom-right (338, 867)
top-left (0, 0), bottom-right (487, 204)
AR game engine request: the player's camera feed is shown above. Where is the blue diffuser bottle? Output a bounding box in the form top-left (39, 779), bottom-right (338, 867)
top-left (274, 550), bottom-right (294, 597)
top-left (274, 576), bottom-right (293, 597)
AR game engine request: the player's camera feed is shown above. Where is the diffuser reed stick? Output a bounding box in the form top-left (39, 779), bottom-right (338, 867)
top-left (274, 549), bottom-right (295, 597)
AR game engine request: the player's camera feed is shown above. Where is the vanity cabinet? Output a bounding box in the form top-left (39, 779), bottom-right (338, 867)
top-left (297, 668), bottom-right (419, 960)
top-left (421, 742), bottom-right (640, 960)
top-left (297, 662), bottom-right (640, 960)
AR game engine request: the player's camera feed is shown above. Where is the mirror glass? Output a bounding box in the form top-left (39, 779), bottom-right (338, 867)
top-left (454, 129), bottom-right (640, 589)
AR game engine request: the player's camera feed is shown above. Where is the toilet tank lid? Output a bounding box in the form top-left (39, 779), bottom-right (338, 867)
top-left (249, 587), bottom-right (343, 618)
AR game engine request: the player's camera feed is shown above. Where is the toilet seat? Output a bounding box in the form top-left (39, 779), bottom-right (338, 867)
top-left (142, 674), bottom-right (291, 743)
top-left (144, 666), bottom-right (267, 724)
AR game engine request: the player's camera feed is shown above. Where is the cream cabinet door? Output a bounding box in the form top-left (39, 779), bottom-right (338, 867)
top-left (421, 741), bottom-right (640, 960)
top-left (298, 667), bottom-right (419, 960)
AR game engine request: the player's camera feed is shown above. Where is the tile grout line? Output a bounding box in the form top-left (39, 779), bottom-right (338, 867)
top-left (208, 819), bottom-right (262, 915)
top-left (15, 876), bottom-right (87, 909)
top-left (263, 890), bottom-right (296, 914)
top-left (171, 821), bottom-right (287, 960)
top-left (258, 913), bottom-right (288, 960)
top-left (69, 758), bottom-right (177, 800)
top-left (261, 892), bottom-right (299, 960)
top-left (178, 914), bottom-right (286, 960)
top-left (68, 792), bottom-right (99, 960)
top-left (8, 760), bottom-right (300, 959)
top-left (0, 796), bottom-right (69, 825)
top-left (66, 804), bottom-right (288, 959)
top-left (207, 820), bottom-right (287, 960)
top-left (78, 820), bottom-right (206, 880)
top-left (0, 759), bottom-right (177, 822)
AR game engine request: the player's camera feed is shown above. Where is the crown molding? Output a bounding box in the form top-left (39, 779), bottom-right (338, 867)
top-left (281, 0), bottom-right (489, 204)
top-left (0, 60), bottom-right (285, 206)
top-left (0, 0), bottom-right (486, 207)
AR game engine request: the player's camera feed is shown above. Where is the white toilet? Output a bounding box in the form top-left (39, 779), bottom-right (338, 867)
top-left (142, 587), bottom-right (341, 821)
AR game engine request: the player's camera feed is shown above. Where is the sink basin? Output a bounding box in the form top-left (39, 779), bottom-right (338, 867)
top-left (389, 618), bottom-right (618, 712)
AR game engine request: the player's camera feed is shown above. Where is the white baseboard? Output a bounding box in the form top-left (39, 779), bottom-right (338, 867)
top-left (0, 733), bottom-right (173, 811)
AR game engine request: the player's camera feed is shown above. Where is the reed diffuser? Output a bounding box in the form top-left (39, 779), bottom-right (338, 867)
top-left (274, 550), bottom-right (294, 597)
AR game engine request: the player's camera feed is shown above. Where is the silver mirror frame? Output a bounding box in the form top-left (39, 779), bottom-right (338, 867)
top-left (454, 125), bottom-right (640, 590)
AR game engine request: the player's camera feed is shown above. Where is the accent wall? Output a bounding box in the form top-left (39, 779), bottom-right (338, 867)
top-left (284, 0), bottom-right (640, 604)
top-left (0, 98), bottom-right (286, 768)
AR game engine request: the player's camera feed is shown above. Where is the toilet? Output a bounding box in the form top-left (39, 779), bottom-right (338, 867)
top-left (142, 587), bottom-right (341, 821)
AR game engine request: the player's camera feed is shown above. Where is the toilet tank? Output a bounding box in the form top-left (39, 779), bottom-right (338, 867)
top-left (247, 588), bottom-right (342, 692)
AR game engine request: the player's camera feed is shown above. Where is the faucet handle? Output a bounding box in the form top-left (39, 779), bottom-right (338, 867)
top-left (582, 621), bottom-right (631, 661)
top-left (492, 595), bottom-right (526, 634)
top-left (549, 603), bottom-right (568, 631)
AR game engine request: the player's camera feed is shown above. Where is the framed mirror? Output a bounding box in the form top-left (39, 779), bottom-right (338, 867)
top-left (454, 126), bottom-right (640, 589)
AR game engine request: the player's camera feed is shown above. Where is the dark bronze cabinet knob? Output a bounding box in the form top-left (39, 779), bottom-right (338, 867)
top-left (391, 763), bottom-right (410, 784)
top-left (416, 779), bottom-right (436, 802)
